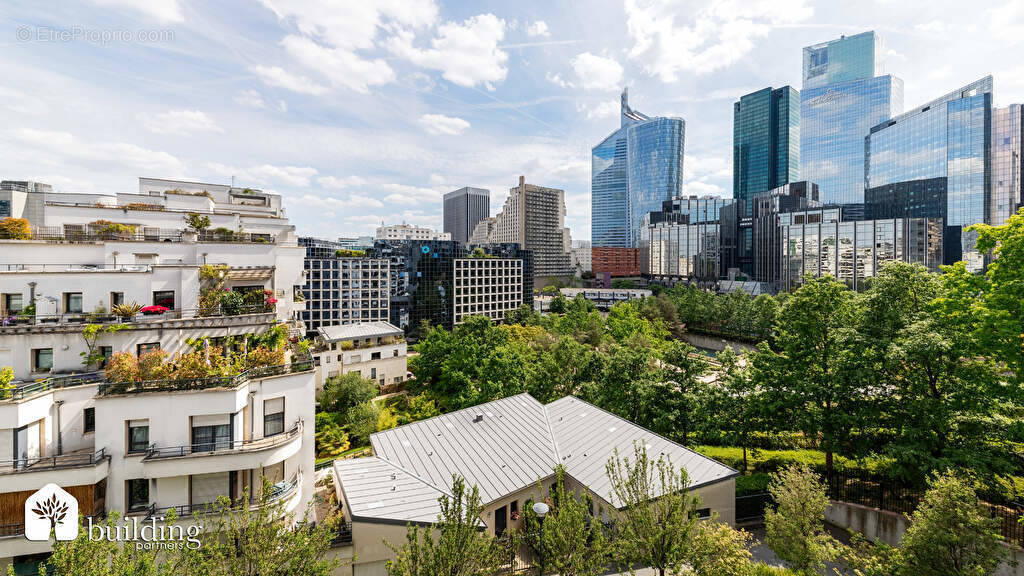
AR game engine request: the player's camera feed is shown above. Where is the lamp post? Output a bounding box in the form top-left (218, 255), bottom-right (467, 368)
top-left (532, 502), bottom-right (549, 574)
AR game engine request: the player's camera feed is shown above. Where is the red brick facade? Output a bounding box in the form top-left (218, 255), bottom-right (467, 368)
top-left (591, 247), bottom-right (641, 277)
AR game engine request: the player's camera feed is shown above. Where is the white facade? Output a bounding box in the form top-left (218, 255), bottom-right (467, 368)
top-left (571, 240), bottom-right (592, 273)
top-left (313, 322), bottom-right (407, 392)
top-left (452, 258), bottom-right (523, 325)
top-left (0, 178), bottom-right (307, 382)
top-left (374, 224), bottom-right (449, 242)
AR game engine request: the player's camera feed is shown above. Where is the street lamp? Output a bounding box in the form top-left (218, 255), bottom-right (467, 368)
top-left (532, 502), bottom-right (549, 518)
top-left (532, 502), bottom-right (549, 574)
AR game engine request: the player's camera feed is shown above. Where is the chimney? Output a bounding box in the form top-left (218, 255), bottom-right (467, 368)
top-left (519, 175), bottom-right (525, 188)
top-left (473, 413), bottom-right (484, 423)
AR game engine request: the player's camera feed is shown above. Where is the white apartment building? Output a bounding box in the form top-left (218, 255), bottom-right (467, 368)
top-left (468, 217), bottom-right (495, 246)
top-left (0, 360), bottom-right (316, 573)
top-left (452, 257), bottom-right (523, 325)
top-left (313, 322), bottom-right (407, 392)
top-left (374, 223), bottom-right (449, 242)
top-left (0, 178), bottom-right (307, 381)
top-left (0, 178), bottom-right (315, 573)
top-left (571, 240), bottom-right (592, 274)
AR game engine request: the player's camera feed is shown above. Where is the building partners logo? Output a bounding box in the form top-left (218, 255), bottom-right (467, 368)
top-left (25, 483), bottom-right (78, 541)
top-left (87, 516), bottom-right (202, 551)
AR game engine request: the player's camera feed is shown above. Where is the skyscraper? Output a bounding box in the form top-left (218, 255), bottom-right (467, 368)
top-left (800, 31), bottom-right (903, 205)
top-left (992, 104), bottom-right (1023, 227)
top-left (865, 76), bottom-right (995, 271)
top-left (486, 175), bottom-right (573, 280)
top-left (443, 187), bottom-right (490, 244)
top-left (591, 89), bottom-right (685, 277)
top-left (734, 86), bottom-right (800, 207)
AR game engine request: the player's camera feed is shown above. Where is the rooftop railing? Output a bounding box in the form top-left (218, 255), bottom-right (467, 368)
top-left (97, 355), bottom-right (314, 396)
top-left (0, 226), bottom-right (277, 244)
top-left (2, 371), bottom-right (105, 401)
top-left (142, 472), bottom-right (301, 521)
top-left (0, 263), bottom-right (153, 273)
top-left (0, 448), bottom-right (109, 474)
top-left (1, 305), bottom-right (275, 330)
top-left (144, 422), bottom-right (302, 460)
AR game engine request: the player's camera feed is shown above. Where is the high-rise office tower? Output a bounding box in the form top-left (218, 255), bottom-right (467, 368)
top-left (443, 187), bottom-right (490, 244)
top-left (591, 88), bottom-right (685, 277)
top-left (865, 76), bottom-right (998, 272)
top-left (992, 104), bottom-right (1023, 227)
top-left (488, 175), bottom-right (573, 280)
top-left (734, 87), bottom-right (800, 207)
top-left (800, 31), bottom-right (903, 205)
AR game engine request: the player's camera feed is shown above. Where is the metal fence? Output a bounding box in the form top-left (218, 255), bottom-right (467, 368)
top-left (735, 492), bottom-right (774, 524)
top-left (98, 356), bottom-right (314, 396)
top-left (497, 537), bottom-right (537, 574)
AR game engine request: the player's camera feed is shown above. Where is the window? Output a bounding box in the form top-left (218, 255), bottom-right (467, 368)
top-left (63, 292), bottom-right (83, 314)
top-left (192, 424), bottom-right (231, 452)
top-left (3, 293), bottom-right (23, 314)
top-left (99, 346), bottom-right (113, 367)
top-left (693, 508), bottom-right (712, 519)
top-left (152, 290), bottom-right (175, 309)
top-left (32, 348), bottom-right (53, 372)
top-left (137, 342), bottom-right (160, 356)
top-left (128, 420), bottom-right (149, 453)
top-left (83, 408), bottom-right (95, 433)
top-left (264, 397), bottom-right (285, 437)
top-left (126, 479), bottom-right (149, 512)
top-left (110, 292), bottom-right (124, 308)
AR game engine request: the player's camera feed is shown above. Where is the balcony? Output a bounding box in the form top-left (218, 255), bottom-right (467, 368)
top-left (0, 449), bottom-right (111, 493)
top-left (0, 306), bottom-right (277, 336)
top-left (140, 472), bottom-right (302, 521)
top-left (98, 356), bottom-right (314, 396)
top-left (0, 225), bottom-right (278, 245)
top-left (1, 372), bottom-right (105, 402)
top-left (141, 422), bottom-right (303, 476)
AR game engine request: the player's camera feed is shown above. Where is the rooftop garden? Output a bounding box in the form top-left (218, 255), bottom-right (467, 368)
top-left (0, 217), bottom-right (32, 240)
top-left (165, 188), bottom-right (214, 200)
top-left (334, 249), bottom-right (365, 257)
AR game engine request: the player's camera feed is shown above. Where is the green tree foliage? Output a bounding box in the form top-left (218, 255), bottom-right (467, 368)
top-left (706, 346), bottom-right (761, 471)
top-left (345, 401), bottom-right (381, 445)
top-left (319, 372), bottom-right (377, 414)
top-left (0, 366), bottom-right (14, 399)
top-left (386, 476), bottom-right (505, 576)
top-left (605, 443), bottom-right (701, 576)
top-left (184, 213), bottom-right (211, 232)
top-left (80, 323), bottom-right (127, 369)
top-left (764, 464), bottom-right (840, 574)
top-left (687, 519), bottom-right (756, 576)
top-left (0, 217), bottom-right (32, 239)
top-left (548, 293), bottom-right (568, 314)
top-left (524, 467), bottom-right (610, 576)
top-left (314, 412), bottom-right (351, 459)
top-left (897, 471), bottom-right (1006, 576)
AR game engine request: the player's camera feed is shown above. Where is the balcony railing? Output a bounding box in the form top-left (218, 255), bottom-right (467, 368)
top-left (97, 356), bottom-right (314, 396)
top-left (0, 448), bottom-right (109, 474)
top-left (0, 512), bottom-right (105, 539)
top-left (3, 226), bottom-right (277, 244)
top-left (1, 305), bottom-right (276, 330)
top-left (330, 521), bottom-right (353, 546)
top-left (0, 263), bottom-right (153, 273)
top-left (2, 371), bottom-right (105, 401)
top-left (143, 422), bottom-right (302, 460)
top-left (142, 472), bottom-right (301, 521)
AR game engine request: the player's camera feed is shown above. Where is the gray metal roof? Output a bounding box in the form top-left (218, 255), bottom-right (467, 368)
top-left (353, 394), bottom-right (737, 519)
top-left (333, 456), bottom-right (447, 525)
top-left (318, 321), bottom-right (403, 342)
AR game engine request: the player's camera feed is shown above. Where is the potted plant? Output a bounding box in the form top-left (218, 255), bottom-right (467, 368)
top-left (112, 302), bottom-right (142, 321)
top-left (140, 305), bottom-right (169, 316)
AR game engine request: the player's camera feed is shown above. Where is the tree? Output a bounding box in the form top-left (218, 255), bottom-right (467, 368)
top-left (523, 467), bottom-right (610, 576)
top-left (648, 340), bottom-right (709, 445)
top-left (687, 519), bottom-right (756, 576)
top-left (611, 278), bottom-right (636, 289)
top-left (314, 412), bottom-right (351, 459)
top-left (0, 217), bottom-right (32, 239)
top-left (0, 366), bottom-right (14, 399)
top-left (708, 347), bottom-right (760, 471)
top-left (184, 213), bottom-right (211, 233)
top-left (549, 293), bottom-right (568, 314)
top-left (345, 401), bottom-right (380, 445)
top-left (605, 443), bottom-right (701, 576)
top-left (386, 476), bottom-right (504, 576)
top-left (764, 464), bottom-right (839, 574)
top-left (80, 323), bottom-right (127, 369)
top-left (898, 471), bottom-right (1005, 576)
top-left (319, 372), bottom-right (377, 413)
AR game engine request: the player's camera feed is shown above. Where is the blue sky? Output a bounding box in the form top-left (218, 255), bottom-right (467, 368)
top-left (2, 0), bottom-right (1023, 240)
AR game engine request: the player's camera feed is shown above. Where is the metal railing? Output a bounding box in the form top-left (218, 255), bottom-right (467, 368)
top-left (197, 230), bottom-right (274, 243)
top-left (142, 472), bottom-right (301, 521)
top-left (3, 371), bottom-right (105, 401)
top-left (0, 448), bottom-right (109, 474)
top-left (144, 422), bottom-right (302, 459)
top-left (0, 263), bottom-right (153, 273)
top-left (26, 226), bottom-right (183, 243)
top-left (330, 522), bottom-right (353, 546)
top-left (1, 305), bottom-right (275, 329)
top-left (98, 356), bottom-right (314, 396)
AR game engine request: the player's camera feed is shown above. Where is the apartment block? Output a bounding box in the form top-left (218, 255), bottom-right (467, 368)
top-left (375, 223), bottom-right (450, 242)
top-left (486, 176), bottom-right (573, 281)
top-left (298, 237), bottom-right (390, 337)
top-left (313, 321), bottom-right (407, 392)
top-left (452, 257), bottom-right (524, 325)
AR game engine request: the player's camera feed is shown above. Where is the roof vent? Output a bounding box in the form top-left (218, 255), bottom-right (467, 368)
top-left (473, 413), bottom-right (484, 423)
top-left (390, 485), bottom-right (397, 492)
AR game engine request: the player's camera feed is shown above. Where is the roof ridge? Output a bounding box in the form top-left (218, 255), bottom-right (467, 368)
top-left (541, 400), bottom-right (561, 465)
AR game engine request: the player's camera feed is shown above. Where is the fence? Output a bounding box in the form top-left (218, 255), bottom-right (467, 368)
top-left (497, 537), bottom-right (537, 574)
top-left (737, 469), bottom-right (1024, 548)
top-left (98, 356), bottom-right (314, 396)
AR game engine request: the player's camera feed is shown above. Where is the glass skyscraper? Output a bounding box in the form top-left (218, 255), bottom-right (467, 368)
top-left (992, 104), bottom-right (1023, 226)
top-left (592, 89), bottom-right (685, 251)
top-left (734, 86), bottom-right (800, 208)
top-left (800, 31), bottom-right (903, 205)
top-left (865, 76), bottom-right (993, 271)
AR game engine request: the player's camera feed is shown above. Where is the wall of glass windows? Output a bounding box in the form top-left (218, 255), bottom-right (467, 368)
top-left (802, 31), bottom-right (881, 90)
top-left (991, 104), bottom-right (1023, 226)
top-left (734, 86), bottom-right (801, 210)
top-left (626, 117), bottom-right (685, 248)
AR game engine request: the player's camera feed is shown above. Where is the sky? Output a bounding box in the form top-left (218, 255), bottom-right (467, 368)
top-left (2, 0), bottom-right (1024, 241)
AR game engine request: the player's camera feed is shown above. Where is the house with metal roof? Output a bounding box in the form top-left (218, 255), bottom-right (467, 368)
top-left (330, 393), bottom-right (738, 576)
top-left (313, 321), bottom-right (408, 393)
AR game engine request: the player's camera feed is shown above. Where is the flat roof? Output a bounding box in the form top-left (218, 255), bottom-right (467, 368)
top-left (318, 321), bottom-right (403, 342)
top-left (334, 457), bottom-right (447, 525)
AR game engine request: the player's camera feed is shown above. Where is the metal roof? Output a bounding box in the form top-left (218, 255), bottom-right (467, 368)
top-left (333, 456), bottom-right (447, 525)
top-left (352, 394), bottom-right (737, 520)
top-left (318, 321), bottom-right (403, 342)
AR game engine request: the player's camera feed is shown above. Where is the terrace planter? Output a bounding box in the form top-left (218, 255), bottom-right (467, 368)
top-left (67, 317), bottom-right (87, 323)
top-left (39, 317), bottom-right (59, 324)
top-left (94, 315), bottom-right (118, 323)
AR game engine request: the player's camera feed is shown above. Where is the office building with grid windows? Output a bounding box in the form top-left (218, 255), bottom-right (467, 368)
top-left (298, 237), bottom-right (390, 336)
top-left (443, 187), bottom-right (490, 245)
top-left (991, 104), bottom-right (1023, 227)
top-left (453, 257), bottom-right (524, 325)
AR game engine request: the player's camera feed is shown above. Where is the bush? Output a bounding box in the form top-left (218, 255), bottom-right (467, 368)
top-left (89, 220), bottom-right (137, 235)
top-left (0, 217), bottom-right (32, 239)
top-left (735, 473), bottom-right (771, 495)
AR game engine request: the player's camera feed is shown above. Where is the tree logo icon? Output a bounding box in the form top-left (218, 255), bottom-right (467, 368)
top-left (25, 483), bottom-right (79, 541)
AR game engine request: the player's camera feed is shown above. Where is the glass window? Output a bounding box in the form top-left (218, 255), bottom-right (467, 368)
top-left (64, 292), bottom-right (83, 314)
top-left (264, 397), bottom-right (285, 437)
top-left (126, 479), bottom-right (149, 512)
top-left (152, 290), bottom-right (175, 309)
top-left (84, 407), bottom-right (95, 433)
top-left (99, 346), bottom-right (113, 368)
top-left (137, 342), bottom-right (160, 356)
top-left (128, 423), bottom-right (149, 453)
top-left (110, 292), bottom-right (124, 308)
top-left (32, 348), bottom-right (53, 372)
top-left (3, 293), bottom-right (23, 313)
top-left (192, 424), bottom-right (231, 452)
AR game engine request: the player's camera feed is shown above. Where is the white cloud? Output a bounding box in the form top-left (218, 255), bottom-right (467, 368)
top-left (546, 72), bottom-right (572, 88)
top-left (914, 20), bottom-right (948, 33)
top-left (318, 175), bottom-right (368, 189)
top-left (577, 100), bottom-right (619, 119)
top-left (258, 0), bottom-right (438, 51)
top-left (280, 34), bottom-right (395, 93)
top-left (141, 109), bottom-right (223, 136)
top-left (249, 65), bottom-right (328, 95)
top-left (987, 1), bottom-right (1024, 44)
top-left (625, 0), bottom-right (813, 80)
top-left (234, 89), bottom-right (266, 109)
top-left (92, 0), bottom-right (183, 22)
top-left (388, 14), bottom-right (508, 90)
top-left (418, 114), bottom-right (471, 135)
top-left (13, 128), bottom-right (185, 175)
top-left (570, 52), bottom-right (623, 91)
top-left (279, 100), bottom-right (288, 113)
top-left (206, 162), bottom-right (318, 188)
top-left (526, 20), bottom-right (550, 37)
top-left (346, 194), bottom-right (385, 208)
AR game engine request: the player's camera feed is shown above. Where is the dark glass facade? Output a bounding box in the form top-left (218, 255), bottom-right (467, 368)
top-left (733, 86), bottom-right (800, 209)
top-left (298, 237), bottom-right (389, 337)
top-left (443, 187), bottom-right (490, 245)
